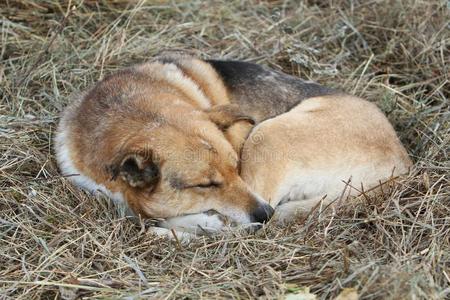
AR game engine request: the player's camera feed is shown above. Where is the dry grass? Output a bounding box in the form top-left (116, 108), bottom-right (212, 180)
top-left (1, 0), bottom-right (449, 299)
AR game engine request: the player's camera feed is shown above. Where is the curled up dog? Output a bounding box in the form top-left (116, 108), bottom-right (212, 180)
top-left (54, 55), bottom-right (412, 239)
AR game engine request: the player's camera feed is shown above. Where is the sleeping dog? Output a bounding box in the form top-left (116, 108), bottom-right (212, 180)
top-left (55, 55), bottom-right (412, 237)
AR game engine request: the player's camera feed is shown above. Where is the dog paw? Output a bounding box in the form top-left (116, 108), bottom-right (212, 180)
top-left (147, 227), bottom-right (195, 243)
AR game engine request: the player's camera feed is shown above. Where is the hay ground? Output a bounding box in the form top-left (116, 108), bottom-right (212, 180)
top-left (0, 0), bottom-right (449, 299)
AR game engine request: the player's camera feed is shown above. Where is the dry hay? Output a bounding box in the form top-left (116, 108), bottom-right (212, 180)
top-left (0, 0), bottom-right (449, 299)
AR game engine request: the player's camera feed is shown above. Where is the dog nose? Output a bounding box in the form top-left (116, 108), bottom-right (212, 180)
top-left (250, 202), bottom-right (274, 223)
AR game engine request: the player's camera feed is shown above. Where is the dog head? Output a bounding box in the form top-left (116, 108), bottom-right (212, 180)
top-left (105, 102), bottom-right (272, 226)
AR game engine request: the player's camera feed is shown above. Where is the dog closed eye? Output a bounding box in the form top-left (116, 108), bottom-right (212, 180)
top-left (168, 175), bottom-right (223, 190)
top-left (185, 181), bottom-right (222, 189)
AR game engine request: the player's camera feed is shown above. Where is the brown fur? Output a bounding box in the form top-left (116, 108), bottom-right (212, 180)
top-left (240, 94), bottom-right (412, 221)
top-left (55, 55), bottom-right (412, 232)
top-left (55, 57), bottom-right (269, 225)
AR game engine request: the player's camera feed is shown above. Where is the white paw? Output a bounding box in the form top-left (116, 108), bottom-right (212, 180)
top-left (148, 227), bottom-right (195, 243)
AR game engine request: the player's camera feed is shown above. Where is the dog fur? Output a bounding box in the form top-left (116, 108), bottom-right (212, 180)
top-left (55, 55), bottom-right (412, 237)
top-left (240, 94), bottom-right (412, 221)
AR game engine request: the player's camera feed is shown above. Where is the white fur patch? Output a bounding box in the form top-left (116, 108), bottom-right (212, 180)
top-left (158, 213), bottom-right (226, 234)
top-left (54, 125), bottom-right (125, 204)
top-left (272, 162), bottom-right (396, 209)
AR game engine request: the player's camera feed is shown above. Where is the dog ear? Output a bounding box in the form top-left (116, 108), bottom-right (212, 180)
top-left (207, 104), bottom-right (255, 130)
top-left (109, 154), bottom-right (160, 189)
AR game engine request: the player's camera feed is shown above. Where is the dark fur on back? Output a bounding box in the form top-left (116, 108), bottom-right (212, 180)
top-left (207, 60), bottom-right (336, 122)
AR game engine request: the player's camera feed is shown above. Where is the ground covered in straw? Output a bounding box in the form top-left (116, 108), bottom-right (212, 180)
top-left (1, 0), bottom-right (449, 299)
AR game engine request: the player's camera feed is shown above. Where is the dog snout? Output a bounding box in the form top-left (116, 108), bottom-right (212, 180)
top-left (250, 202), bottom-right (274, 223)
